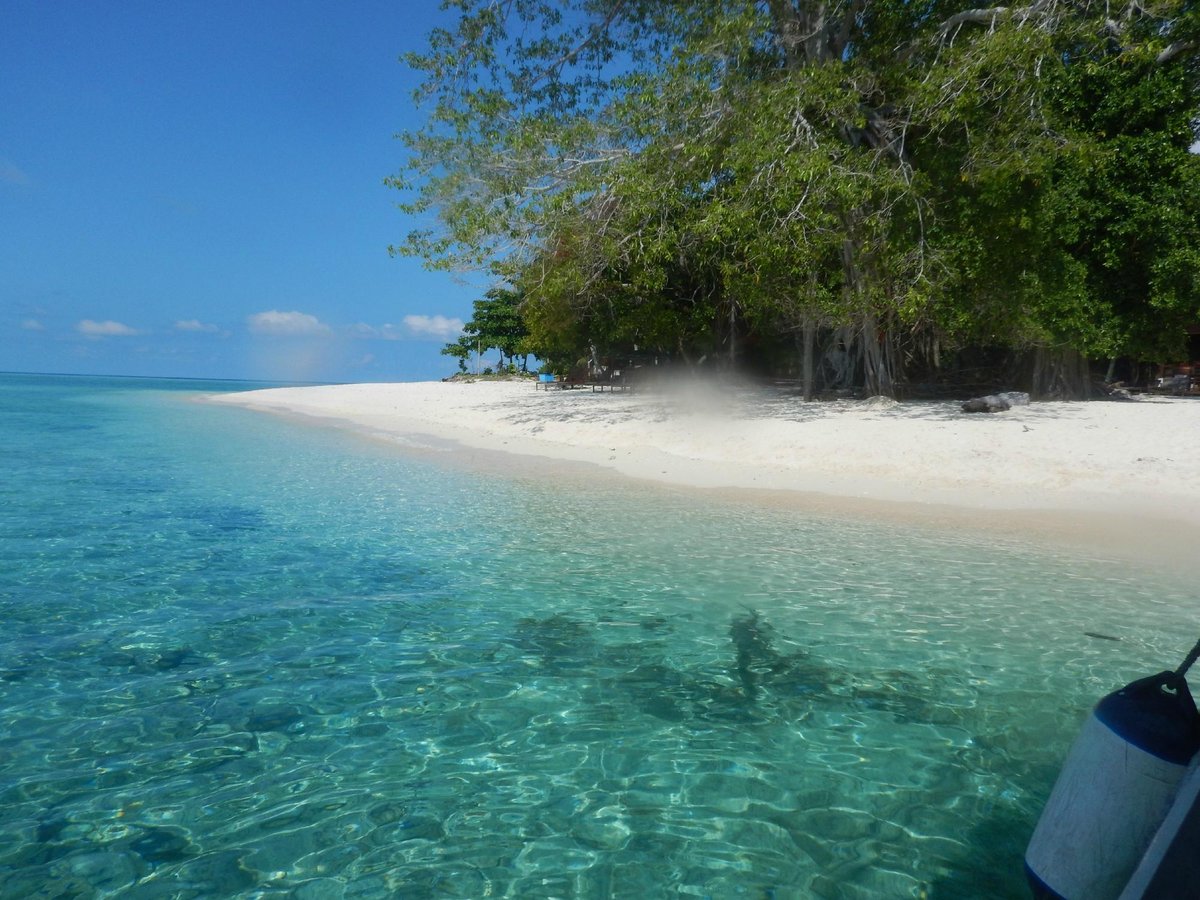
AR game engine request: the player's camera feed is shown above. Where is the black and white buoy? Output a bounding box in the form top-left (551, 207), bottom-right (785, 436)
top-left (1024, 639), bottom-right (1200, 899)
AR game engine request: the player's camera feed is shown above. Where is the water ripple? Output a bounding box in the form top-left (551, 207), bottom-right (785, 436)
top-left (0, 375), bottom-right (1196, 899)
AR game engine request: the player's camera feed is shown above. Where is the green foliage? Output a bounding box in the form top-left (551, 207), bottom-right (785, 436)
top-left (923, 5), bottom-right (1200, 361)
top-left (400, 0), bottom-right (1200, 392)
top-left (442, 285), bottom-right (532, 372)
top-left (440, 335), bottom-right (473, 373)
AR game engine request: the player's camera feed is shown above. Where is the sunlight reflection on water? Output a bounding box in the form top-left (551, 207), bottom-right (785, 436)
top-left (0, 374), bottom-right (1195, 899)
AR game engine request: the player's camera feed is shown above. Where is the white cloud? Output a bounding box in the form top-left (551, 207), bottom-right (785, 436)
top-left (247, 310), bottom-right (331, 336)
top-left (376, 321), bottom-right (410, 340)
top-left (377, 324), bottom-right (405, 340)
top-left (77, 319), bottom-right (140, 337)
top-left (175, 318), bottom-right (219, 333)
top-left (349, 322), bottom-right (406, 341)
top-left (403, 314), bottom-right (464, 339)
top-left (20, 318), bottom-right (45, 331)
top-left (350, 319), bottom-right (463, 341)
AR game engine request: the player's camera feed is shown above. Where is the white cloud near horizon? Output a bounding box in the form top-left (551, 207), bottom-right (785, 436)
top-left (247, 310), bottom-right (331, 336)
top-left (77, 319), bottom-right (140, 337)
top-left (175, 318), bottom-right (220, 333)
top-left (20, 318), bottom-right (45, 331)
top-left (350, 322), bottom-right (404, 341)
top-left (403, 314), bottom-right (464, 339)
top-left (349, 316), bottom-right (464, 340)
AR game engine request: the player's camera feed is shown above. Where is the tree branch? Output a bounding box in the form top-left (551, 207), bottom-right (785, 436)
top-left (938, 5), bottom-right (1012, 35)
top-left (1157, 40), bottom-right (1196, 64)
top-left (548, 0), bottom-right (628, 75)
top-left (937, 0), bottom-right (1051, 39)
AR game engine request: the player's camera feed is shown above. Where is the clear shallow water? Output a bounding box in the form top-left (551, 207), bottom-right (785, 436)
top-left (1, 373), bottom-right (1196, 900)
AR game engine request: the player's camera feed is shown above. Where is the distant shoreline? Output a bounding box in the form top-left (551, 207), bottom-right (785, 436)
top-left (208, 380), bottom-right (1200, 571)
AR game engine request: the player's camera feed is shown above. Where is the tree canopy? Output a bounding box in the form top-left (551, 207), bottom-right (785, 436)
top-left (393, 0), bottom-right (1200, 397)
top-left (441, 286), bottom-right (532, 373)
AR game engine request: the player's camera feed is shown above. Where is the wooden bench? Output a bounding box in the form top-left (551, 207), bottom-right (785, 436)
top-left (534, 378), bottom-right (632, 392)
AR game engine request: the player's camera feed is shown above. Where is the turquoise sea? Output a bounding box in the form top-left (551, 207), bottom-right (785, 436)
top-left (1, 372), bottom-right (1196, 899)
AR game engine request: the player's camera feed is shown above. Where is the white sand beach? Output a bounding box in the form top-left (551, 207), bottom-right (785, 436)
top-left (211, 379), bottom-right (1200, 561)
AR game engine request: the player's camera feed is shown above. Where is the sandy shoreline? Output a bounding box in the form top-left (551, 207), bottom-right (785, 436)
top-left (208, 379), bottom-right (1200, 567)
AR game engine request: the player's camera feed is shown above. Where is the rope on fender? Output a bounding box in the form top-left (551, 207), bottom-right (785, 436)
top-left (1174, 636), bottom-right (1200, 680)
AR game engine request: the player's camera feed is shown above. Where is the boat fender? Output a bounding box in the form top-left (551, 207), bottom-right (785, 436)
top-left (1117, 753), bottom-right (1200, 899)
top-left (1024, 671), bottom-right (1200, 900)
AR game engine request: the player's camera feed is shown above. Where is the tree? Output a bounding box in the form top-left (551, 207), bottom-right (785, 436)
top-left (440, 334), bottom-right (474, 373)
top-left (442, 286), bottom-right (532, 373)
top-left (918, 0), bottom-right (1200, 394)
top-left (396, 1), bottom-right (1200, 398)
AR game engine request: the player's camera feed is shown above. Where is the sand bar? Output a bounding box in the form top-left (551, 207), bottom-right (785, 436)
top-left (210, 380), bottom-right (1200, 566)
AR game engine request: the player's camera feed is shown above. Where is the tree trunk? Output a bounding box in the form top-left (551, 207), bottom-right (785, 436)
top-left (802, 314), bottom-right (816, 400)
top-left (860, 314), bottom-right (897, 398)
top-left (728, 298), bottom-right (738, 369)
top-left (824, 325), bottom-right (856, 389)
top-left (1030, 346), bottom-right (1090, 400)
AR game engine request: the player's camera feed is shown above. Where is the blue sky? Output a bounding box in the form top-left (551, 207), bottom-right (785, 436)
top-left (1, 1), bottom-right (487, 383)
top-left (4, 5), bottom-right (1196, 384)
